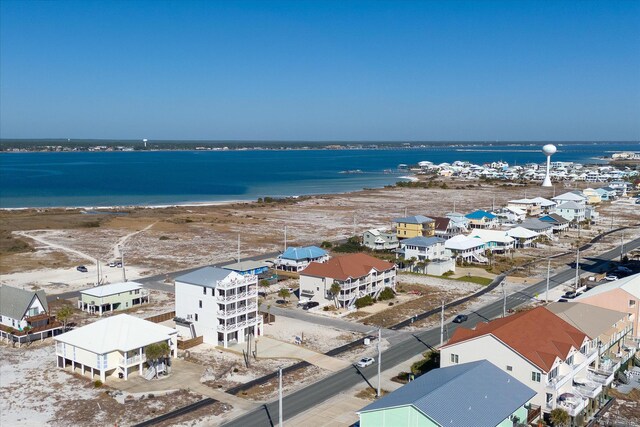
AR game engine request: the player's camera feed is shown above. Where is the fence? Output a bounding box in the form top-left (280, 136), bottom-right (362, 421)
top-left (145, 311), bottom-right (176, 324)
top-left (177, 336), bottom-right (203, 350)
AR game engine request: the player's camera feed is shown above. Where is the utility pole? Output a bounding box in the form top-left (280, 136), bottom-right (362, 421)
top-left (621, 231), bottom-right (625, 262)
top-left (120, 246), bottom-right (126, 282)
top-left (502, 282), bottom-right (506, 317)
top-left (440, 300), bottom-right (445, 346)
top-left (377, 327), bottom-right (381, 397)
top-left (284, 226), bottom-right (287, 252)
top-left (353, 212), bottom-right (357, 237)
top-left (237, 234), bottom-right (241, 263)
top-left (574, 247), bottom-right (580, 292)
top-left (278, 367), bottom-right (283, 427)
top-left (545, 259), bottom-right (551, 303)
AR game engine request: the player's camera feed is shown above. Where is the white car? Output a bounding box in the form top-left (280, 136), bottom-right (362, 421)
top-left (605, 275), bottom-right (618, 281)
top-left (357, 357), bottom-right (375, 368)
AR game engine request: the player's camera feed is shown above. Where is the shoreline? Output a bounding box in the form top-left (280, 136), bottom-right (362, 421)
top-left (0, 175), bottom-right (418, 211)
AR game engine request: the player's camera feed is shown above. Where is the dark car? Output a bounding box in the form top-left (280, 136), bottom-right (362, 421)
top-left (303, 301), bottom-right (319, 310)
top-left (76, 265), bottom-right (88, 272)
top-left (452, 314), bottom-right (468, 323)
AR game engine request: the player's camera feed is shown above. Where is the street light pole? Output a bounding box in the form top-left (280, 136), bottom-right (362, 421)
top-left (574, 247), bottom-right (580, 292)
top-left (545, 259), bottom-right (551, 303)
top-left (502, 282), bottom-right (506, 317)
top-left (440, 300), bottom-right (444, 346)
top-left (120, 245), bottom-right (127, 282)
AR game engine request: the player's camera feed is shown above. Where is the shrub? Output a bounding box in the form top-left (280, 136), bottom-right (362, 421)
top-left (377, 287), bottom-right (395, 301)
top-left (355, 295), bottom-right (374, 309)
top-left (94, 380), bottom-right (103, 388)
top-left (442, 270), bottom-right (454, 277)
top-left (410, 351), bottom-right (440, 376)
top-left (159, 236), bottom-right (170, 241)
top-left (320, 241), bottom-right (333, 248)
top-left (388, 302), bottom-right (394, 306)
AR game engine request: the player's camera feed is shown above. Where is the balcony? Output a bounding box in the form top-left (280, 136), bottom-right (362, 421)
top-left (214, 276), bottom-right (257, 290)
top-left (587, 368), bottom-right (614, 386)
top-left (119, 354), bottom-right (146, 366)
top-left (217, 320), bottom-right (247, 332)
top-left (546, 349), bottom-right (598, 391)
top-left (573, 378), bottom-right (602, 399)
top-left (556, 393), bottom-right (588, 417)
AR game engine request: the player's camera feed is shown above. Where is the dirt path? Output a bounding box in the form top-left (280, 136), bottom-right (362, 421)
top-left (14, 231), bottom-right (96, 263)
top-left (112, 222), bottom-right (158, 260)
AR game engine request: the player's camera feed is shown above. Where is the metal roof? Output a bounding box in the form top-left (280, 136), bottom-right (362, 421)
top-left (546, 302), bottom-right (629, 339)
top-left (359, 360), bottom-right (535, 427)
top-left (520, 218), bottom-right (553, 231)
top-left (392, 215), bottom-right (434, 224)
top-left (175, 266), bottom-right (233, 288)
top-left (465, 210), bottom-right (496, 220)
top-left (80, 281), bottom-right (142, 297)
top-left (556, 201), bottom-right (585, 210)
top-left (280, 246), bottom-right (327, 261)
top-left (0, 285), bottom-right (49, 321)
top-left (221, 260), bottom-right (268, 272)
top-left (400, 236), bottom-right (445, 247)
top-left (574, 273), bottom-right (639, 300)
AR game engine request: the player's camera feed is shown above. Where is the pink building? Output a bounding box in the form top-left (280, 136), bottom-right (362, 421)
top-left (575, 273), bottom-right (640, 338)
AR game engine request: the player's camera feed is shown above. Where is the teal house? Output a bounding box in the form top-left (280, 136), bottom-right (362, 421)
top-left (357, 360), bottom-right (535, 427)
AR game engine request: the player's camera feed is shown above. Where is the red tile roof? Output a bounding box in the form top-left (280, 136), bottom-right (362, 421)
top-left (301, 253), bottom-right (395, 281)
top-left (444, 307), bottom-right (589, 372)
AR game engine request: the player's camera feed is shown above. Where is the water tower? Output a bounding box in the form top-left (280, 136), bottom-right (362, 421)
top-left (143, 138), bottom-right (148, 148)
top-left (541, 144), bottom-right (556, 187)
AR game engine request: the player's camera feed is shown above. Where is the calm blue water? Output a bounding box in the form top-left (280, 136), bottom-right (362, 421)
top-left (0, 143), bottom-right (637, 208)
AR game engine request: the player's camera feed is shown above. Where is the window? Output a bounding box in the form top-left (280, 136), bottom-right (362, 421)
top-left (195, 313), bottom-right (198, 321)
top-left (450, 354), bottom-right (459, 364)
top-left (125, 302), bottom-right (128, 308)
top-left (203, 287), bottom-right (206, 295)
top-left (630, 300), bottom-right (636, 308)
top-left (506, 365), bottom-right (513, 371)
top-left (549, 366), bottom-right (558, 380)
top-left (532, 372), bottom-right (541, 382)
top-left (199, 300), bottom-right (202, 308)
top-left (566, 355), bottom-right (574, 366)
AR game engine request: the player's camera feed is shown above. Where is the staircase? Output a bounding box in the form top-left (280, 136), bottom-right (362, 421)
top-left (189, 323), bottom-right (197, 339)
top-left (472, 252), bottom-right (489, 263)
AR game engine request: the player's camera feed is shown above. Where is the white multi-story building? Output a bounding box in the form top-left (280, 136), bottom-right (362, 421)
top-left (299, 253), bottom-right (396, 308)
top-left (441, 307), bottom-right (606, 425)
top-left (273, 246), bottom-right (330, 272)
top-left (175, 267), bottom-right (262, 348)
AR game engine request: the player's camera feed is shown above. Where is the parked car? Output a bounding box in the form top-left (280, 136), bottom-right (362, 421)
top-left (357, 357), bottom-right (375, 368)
top-left (605, 275), bottom-right (619, 281)
top-left (615, 266), bottom-right (632, 274)
top-left (108, 261), bottom-right (116, 267)
top-left (76, 265), bottom-right (88, 272)
top-left (563, 291), bottom-right (577, 299)
top-left (303, 301), bottom-right (319, 310)
top-left (116, 262), bottom-right (123, 268)
top-left (452, 314), bottom-right (468, 323)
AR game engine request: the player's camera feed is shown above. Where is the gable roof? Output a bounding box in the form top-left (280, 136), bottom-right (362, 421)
top-left (54, 314), bottom-right (176, 354)
top-left (444, 235), bottom-right (485, 251)
top-left (432, 217), bottom-right (451, 231)
top-left (546, 302), bottom-right (629, 339)
top-left (393, 215), bottom-right (434, 225)
top-left (400, 236), bottom-right (445, 248)
top-left (444, 307), bottom-right (589, 372)
top-left (530, 197), bottom-right (557, 207)
top-left (471, 229), bottom-right (515, 244)
top-left (465, 210), bottom-right (496, 220)
top-left (280, 246), bottom-right (327, 261)
top-left (506, 227), bottom-right (539, 239)
top-left (574, 273), bottom-right (640, 300)
top-left (80, 282), bottom-right (142, 298)
top-left (358, 360), bottom-right (535, 427)
top-left (0, 285), bottom-right (49, 321)
top-left (539, 213), bottom-right (570, 225)
top-left (301, 253), bottom-right (394, 281)
top-left (520, 218), bottom-right (553, 231)
top-left (175, 266), bottom-right (233, 288)
top-left (556, 201), bottom-right (585, 210)
top-left (553, 192), bottom-right (587, 202)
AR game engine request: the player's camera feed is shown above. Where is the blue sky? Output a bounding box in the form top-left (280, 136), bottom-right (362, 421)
top-left (1, 0), bottom-right (639, 140)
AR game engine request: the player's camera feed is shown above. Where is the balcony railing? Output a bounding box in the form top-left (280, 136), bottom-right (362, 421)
top-left (214, 276), bottom-right (257, 289)
top-left (574, 381), bottom-right (602, 399)
top-left (587, 368), bottom-right (615, 386)
top-left (546, 349), bottom-right (598, 391)
top-left (217, 320), bottom-right (247, 332)
top-left (119, 354), bottom-right (146, 366)
top-left (556, 394), bottom-right (588, 417)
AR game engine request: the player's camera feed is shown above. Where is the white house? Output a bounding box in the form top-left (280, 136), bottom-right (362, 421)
top-left (362, 229), bottom-right (399, 251)
top-left (507, 199), bottom-right (541, 216)
top-left (441, 307), bottom-right (604, 424)
top-left (470, 229), bottom-right (515, 253)
top-left (273, 246), bottom-right (330, 272)
top-left (0, 285), bottom-right (49, 331)
top-left (553, 192), bottom-right (587, 207)
top-left (55, 314), bottom-right (177, 382)
top-left (175, 267), bottom-right (262, 348)
top-left (555, 201), bottom-right (586, 224)
top-left (506, 227), bottom-right (539, 248)
top-left (494, 207), bottom-right (526, 224)
top-left (444, 235), bottom-right (487, 263)
top-left (396, 236), bottom-right (448, 261)
top-left (299, 253), bottom-right (396, 308)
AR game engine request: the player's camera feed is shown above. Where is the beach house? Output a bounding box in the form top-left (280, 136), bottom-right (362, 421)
top-left (392, 215), bottom-right (435, 239)
top-left (299, 253), bottom-right (396, 308)
top-left (221, 260), bottom-right (270, 276)
top-left (273, 246), bottom-right (330, 272)
top-left (520, 218), bottom-right (554, 238)
top-left (555, 201), bottom-right (586, 224)
top-left (539, 213), bottom-right (570, 233)
top-left (362, 228), bottom-right (399, 251)
top-left (432, 216), bottom-right (467, 239)
top-left (444, 235), bottom-right (487, 263)
top-left (78, 282), bottom-right (149, 316)
top-left (506, 227), bottom-right (539, 248)
top-left (174, 267), bottom-right (262, 348)
top-left (54, 314), bottom-right (177, 382)
top-left (553, 192), bottom-right (587, 206)
top-left (357, 360), bottom-right (537, 427)
top-left (470, 229), bottom-right (515, 253)
top-left (440, 307), bottom-right (604, 425)
top-left (507, 199), bottom-right (542, 216)
top-left (465, 210), bottom-right (498, 229)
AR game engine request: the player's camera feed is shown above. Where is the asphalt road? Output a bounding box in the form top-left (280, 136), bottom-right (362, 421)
top-left (222, 236), bottom-right (640, 427)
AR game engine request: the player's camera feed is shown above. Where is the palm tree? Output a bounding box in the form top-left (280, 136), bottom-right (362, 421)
top-left (549, 408), bottom-right (569, 427)
top-left (329, 282), bottom-right (342, 308)
top-left (56, 305), bottom-right (73, 332)
top-left (145, 342), bottom-right (170, 378)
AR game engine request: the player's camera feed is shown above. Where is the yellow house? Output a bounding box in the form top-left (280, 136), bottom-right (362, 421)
top-left (582, 188), bottom-right (602, 205)
top-left (393, 215), bottom-right (435, 239)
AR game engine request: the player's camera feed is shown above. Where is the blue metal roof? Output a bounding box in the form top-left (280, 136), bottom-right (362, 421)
top-left (465, 210), bottom-right (497, 220)
top-left (393, 215), bottom-right (434, 224)
top-left (280, 246), bottom-right (327, 261)
top-left (175, 266), bottom-right (232, 288)
top-left (359, 360), bottom-right (536, 427)
top-left (400, 236), bottom-right (445, 247)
